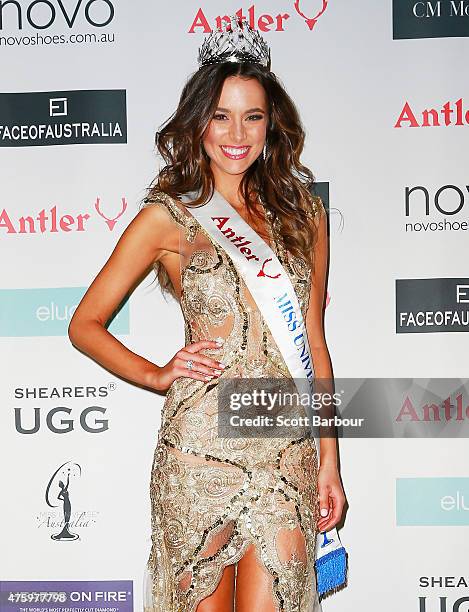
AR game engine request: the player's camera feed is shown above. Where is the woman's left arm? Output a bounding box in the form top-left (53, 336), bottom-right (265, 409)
top-left (304, 198), bottom-right (346, 531)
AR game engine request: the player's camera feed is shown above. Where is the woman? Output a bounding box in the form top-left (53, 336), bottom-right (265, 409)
top-left (68, 16), bottom-right (345, 612)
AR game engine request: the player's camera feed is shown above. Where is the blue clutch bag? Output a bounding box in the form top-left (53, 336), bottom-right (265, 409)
top-left (314, 528), bottom-right (348, 598)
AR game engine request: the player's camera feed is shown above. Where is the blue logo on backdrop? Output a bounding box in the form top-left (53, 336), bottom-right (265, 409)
top-left (0, 287), bottom-right (129, 337)
top-left (396, 477), bottom-right (469, 525)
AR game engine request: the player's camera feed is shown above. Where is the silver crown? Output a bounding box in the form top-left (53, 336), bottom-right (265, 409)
top-left (197, 14), bottom-right (271, 69)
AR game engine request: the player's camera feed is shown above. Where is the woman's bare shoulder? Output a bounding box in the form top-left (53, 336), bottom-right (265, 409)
top-left (141, 189), bottom-right (192, 229)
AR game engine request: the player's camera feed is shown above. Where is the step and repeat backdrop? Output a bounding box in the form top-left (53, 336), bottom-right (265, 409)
top-left (1, 1), bottom-right (468, 611)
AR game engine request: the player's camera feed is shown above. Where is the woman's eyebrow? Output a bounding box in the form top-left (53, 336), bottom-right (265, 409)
top-left (215, 106), bottom-right (266, 113)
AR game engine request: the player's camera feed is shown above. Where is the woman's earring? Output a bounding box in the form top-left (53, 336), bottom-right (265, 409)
top-left (262, 143), bottom-right (267, 161)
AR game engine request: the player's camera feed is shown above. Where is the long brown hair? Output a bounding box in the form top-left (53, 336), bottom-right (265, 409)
top-left (144, 61), bottom-right (321, 296)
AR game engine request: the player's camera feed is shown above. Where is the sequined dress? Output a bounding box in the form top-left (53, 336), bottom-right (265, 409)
top-left (142, 190), bottom-right (324, 612)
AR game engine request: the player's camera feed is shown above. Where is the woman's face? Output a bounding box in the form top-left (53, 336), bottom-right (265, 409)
top-left (202, 75), bottom-right (268, 177)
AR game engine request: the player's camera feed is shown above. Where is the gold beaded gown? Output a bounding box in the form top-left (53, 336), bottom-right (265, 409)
top-left (142, 190), bottom-right (324, 612)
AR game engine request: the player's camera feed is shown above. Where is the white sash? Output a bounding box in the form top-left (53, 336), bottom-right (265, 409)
top-left (180, 188), bottom-right (342, 563)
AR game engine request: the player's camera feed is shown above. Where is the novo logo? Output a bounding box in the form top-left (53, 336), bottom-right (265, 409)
top-left (405, 184), bottom-right (469, 215)
top-left (395, 98), bottom-right (469, 128)
top-left (0, 0), bottom-right (115, 31)
top-left (0, 89), bottom-right (127, 147)
top-left (403, 184), bottom-right (469, 234)
top-left (393, 0), bottom-right (469, 39)
top-left (0, 197), bottom-right (128, 233)
top-left (396, 278), bottom-right (469, 333)
top-left (396, 477), bottom-right (469, 526)
top-left (0, 287), bottom-right (129, 337)
top-left (189, 2), bottom-right (330, 33)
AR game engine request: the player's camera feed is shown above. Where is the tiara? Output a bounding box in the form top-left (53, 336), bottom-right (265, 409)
top-left (197, 14), bottom-right (271, 69)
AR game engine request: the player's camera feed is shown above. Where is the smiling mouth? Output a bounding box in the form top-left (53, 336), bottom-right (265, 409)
top-left (220, 145), bottom-right (251, 159)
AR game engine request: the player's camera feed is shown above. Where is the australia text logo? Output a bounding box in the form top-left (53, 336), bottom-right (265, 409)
top-left (0, 89), bottom-right (127, 147)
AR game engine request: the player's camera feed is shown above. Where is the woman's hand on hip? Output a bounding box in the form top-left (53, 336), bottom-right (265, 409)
top-left (149, 340), bottom-right (225, 391)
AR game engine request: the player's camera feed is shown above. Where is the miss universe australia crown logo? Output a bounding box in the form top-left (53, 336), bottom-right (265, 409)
top-left (197, 14), bottom-right (271, 70)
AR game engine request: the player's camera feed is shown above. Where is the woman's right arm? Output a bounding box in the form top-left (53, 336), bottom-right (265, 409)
top-left (68, 204), bottom-right (222, 391)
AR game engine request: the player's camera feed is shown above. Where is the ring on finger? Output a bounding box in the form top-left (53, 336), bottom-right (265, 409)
top-left (186, 359), bottom-right (194, 370)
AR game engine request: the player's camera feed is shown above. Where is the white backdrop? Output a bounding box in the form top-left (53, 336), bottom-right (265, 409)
top-left (1, 1), bottom-right (468, 611)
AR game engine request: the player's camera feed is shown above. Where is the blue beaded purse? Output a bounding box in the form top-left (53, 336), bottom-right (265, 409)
top-left (314, 527), bottom-right (348, 598)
